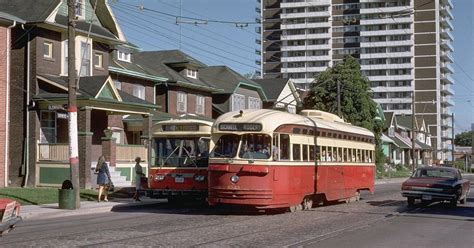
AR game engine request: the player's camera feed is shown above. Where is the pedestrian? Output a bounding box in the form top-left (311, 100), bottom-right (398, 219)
top-left (95, 155), bottom-right (111, 202)
top-left (133, 156), bottom-right (145, 201)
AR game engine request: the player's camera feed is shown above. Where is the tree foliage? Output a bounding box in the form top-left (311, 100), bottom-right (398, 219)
top-left (302, 56), bottom-right (386, 168)
top-left (454, 131), bottom-right (473, 146)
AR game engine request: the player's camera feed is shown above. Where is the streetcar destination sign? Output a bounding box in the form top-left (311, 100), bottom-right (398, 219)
top-left (162, 124), bottom-right (199, 132)
top-left (218, 123), bottom-right (262, 131)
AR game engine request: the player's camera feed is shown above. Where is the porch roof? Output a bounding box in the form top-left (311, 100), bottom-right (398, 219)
top-left (416, 140), bottom-right (432, 151)
top-left (35, 74), bottom-right (158, 115)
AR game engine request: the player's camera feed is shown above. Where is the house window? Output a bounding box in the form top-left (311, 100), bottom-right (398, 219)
top-left (248, 97), bottom-right (261, 110)
top-left (40, 111), bottom-right (56, 143)
top-left (186, 68), bottom-right (197, 79)
top-left (231, 94), bottom-right (245, 111)
top-left (94, 53), bottom-right (103, 69)
top-left (43, 41), bottom-right (53, 59)
top-left (114, 79), bottom-right (121, 90)
top-left (133, 84), bottom-right (146, 100)
top-left (195, 95), bottom-right (205, 115)
top-left (63, 40), bottom-right (68, 75)
top-left (177, 92), bottom-right (187, 112)
top-left (75, 0), bottom-right (84, 18)
top-left (117, 50), bottom-right (131, 62)
top-left (80, 42), bottom-right (91, 76)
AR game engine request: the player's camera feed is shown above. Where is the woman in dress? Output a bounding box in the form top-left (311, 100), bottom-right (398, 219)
top-left (133, 157), bottom-right (145, 201)
top-left (95, 155), bottom-right (111, 202)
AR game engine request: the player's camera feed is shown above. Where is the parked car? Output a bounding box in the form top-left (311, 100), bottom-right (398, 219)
top-left (401, 167), bottom-right (470, 207)
top-left (0, 199), bottom-right (21, 235)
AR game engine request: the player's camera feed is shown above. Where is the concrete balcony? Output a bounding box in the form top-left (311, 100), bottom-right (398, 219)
top-left (441, 51), bottom-right (454, 63)
top-left (280, 11), bottom-right (330, 19)
top-left (441, 0), bottom-right (454, 9)
top-left (442, 130), bottom-right (453, 139)
top-left (443, 62), bottom-right (455, 74)
top-left (281, 22), bottom-right (331, 30)
top-left (371, 86), bottom-right (412, 93)
top-left (360, 40), bottom-right (412, 48)
top-left (440, 41), bottom-right (454, 52)
top-left (367, 74), bottom-right (412, 81)
top-left (361, 63), bottom-right (413, 71)
top-left (441, 73), bottom-right (454, 84)
top-left (441, 84), bottom-right (455, 95)
top-left (440, 29), bottom-right (454, 41)
top-left (441, 96), bottom-right (454, 106)
top-left (360, 52), bottom-right (412, 59)
top-left (441, 107), bottom-right (453, 117)
top-left (442, 143), bottom-right (453, 150)
top-left (280, 0), bottom-right (330, 8)
top-left (360, 17), bottom-right (412, 26)
top-left (360, 6), bottom-right (409, 14)
top-left (360, 29), bottom-right (411, 37)
top-left (281, 67), bottom-right (309, 73)
top-left (440, 17), bottom-right (454, 31)
top-left (440, 5), bottom-right (454, 20)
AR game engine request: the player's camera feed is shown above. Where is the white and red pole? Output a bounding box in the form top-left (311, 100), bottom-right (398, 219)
top-left (68, 0), bottom-right (80, 209)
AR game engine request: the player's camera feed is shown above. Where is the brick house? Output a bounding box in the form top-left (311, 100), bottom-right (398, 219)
top-left (2, 0), bottom-right (157, 188)
top-left (0, 12), bottom-right (25, 187)
top-left (198, 66), bottom-right (267, 119)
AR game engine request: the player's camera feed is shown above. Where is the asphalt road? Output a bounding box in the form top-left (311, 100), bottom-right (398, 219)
top-left (2, 177), bottom-right (473, 247)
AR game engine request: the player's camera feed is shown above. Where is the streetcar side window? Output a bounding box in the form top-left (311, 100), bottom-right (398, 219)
top-left (293, 144), bottom-right (301, 161)
top-left (302, 144), bottom-right (308, 161)
top-left (239, 134), bottom-right (272, 159)
top-left (343, 148), bottom-right (348, 162)
top-left (210, 134), bottom-right (240, 158)
top-left (310, 145), bottom-right (316, 161)
top-left (280, 134), bottom-right (290, 160)
top-left (337, 147), bottom-right (342, 162)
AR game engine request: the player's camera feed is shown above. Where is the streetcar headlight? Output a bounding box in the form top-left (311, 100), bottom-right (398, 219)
top-left (230, 175), bottom-right (239, 183)
top-left (154, 174), bottom-right (165, 181)
top-left (194, 175), bottom-right (206, 182)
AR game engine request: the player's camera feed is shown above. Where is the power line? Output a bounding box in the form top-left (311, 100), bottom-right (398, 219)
top-left (113, 7), bottom-right (258, 71)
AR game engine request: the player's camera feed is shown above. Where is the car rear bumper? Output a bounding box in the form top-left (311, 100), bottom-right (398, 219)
top-left (401, 190), bottom-right (457, 201)
top-left (0, 216), bottom-right (22, 232)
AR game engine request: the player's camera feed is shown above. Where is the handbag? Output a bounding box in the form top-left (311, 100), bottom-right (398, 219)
top-left (107, 181), bottom-right (115, 192)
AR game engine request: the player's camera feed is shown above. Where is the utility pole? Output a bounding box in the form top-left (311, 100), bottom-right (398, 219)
top-left (68, 0), bottom-right (80, 209)
top-left (411, 91), bottom-right (416, 172)
top-left (337, 81), bottom-right (341, 118)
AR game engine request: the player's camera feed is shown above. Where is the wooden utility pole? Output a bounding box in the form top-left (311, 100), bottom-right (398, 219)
top-left (68, 0), bottom-right (80, 209)
top-left (411, 91), bottom-right (416, 172)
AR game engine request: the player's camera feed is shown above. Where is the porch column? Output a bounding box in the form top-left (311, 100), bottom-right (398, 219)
top-left (102, 137), bottom-right (117, 167)
top-left (78, 107), bottom-right (92, 189)
top-left (141, 114), bottom-right (152, 165)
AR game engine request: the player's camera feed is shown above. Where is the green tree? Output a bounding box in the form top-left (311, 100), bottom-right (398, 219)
top-left (302, 56), bottom-right (386, 170)
top-left (454, 131), bottom-right (473, 146)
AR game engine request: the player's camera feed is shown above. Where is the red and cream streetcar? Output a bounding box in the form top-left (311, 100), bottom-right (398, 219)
top-left (147, 117), bottom-right (213, 202)
top-left (207, 109), bottom-right (375, 211)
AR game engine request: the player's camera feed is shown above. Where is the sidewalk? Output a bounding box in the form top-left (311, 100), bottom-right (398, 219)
top-left (20, 198), bottom-right (166, 221)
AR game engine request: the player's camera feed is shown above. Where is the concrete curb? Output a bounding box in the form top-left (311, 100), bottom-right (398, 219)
top-left (20, 199), bottom-right (165, 221)
top-left (375, 177), bottom-right (408, 185)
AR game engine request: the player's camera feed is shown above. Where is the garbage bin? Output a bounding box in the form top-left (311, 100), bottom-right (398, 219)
top-left (58, 180), bottom-right (76, 210)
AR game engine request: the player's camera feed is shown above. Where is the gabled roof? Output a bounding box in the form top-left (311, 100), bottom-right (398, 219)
top-left (128, 50), bottom-right (219, 92)
top-left (0, 0), bottom-right (124, 42)
top-left (36, 74), bottom-right (152, 106)
top-left (199, 66), bottom-right (266, 99)
top-left (253, 78), bottom-right (289, 101)
top-left (0, 0), bottom-right (60, 23)
top-left (384, 112), bottom-right (395, 128)
top-left (395, 115), bottom-right (412, 130)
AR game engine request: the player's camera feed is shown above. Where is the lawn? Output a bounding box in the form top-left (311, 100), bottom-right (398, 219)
top-left (377, 167), bottom-right (412, 179)
top-left (0, 188), bottom-right (121, 205)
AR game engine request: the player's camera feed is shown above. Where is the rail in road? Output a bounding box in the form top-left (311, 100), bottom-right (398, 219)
top-left (2, 178), bottom-right (473, 246)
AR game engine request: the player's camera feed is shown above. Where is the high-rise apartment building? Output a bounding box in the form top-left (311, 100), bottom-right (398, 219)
top-left (259, 0), bottom-right (454, 161)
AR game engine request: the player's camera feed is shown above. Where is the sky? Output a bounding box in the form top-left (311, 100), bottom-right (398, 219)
top-left (111, 0), bottom-right (473, 134)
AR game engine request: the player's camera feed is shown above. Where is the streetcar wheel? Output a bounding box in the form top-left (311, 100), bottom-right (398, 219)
top-left (355, 191), bottom-right (361, 202)
top-left (303, 197), bottom-right (313, 210)
top-left (407, 197), bottom-right (415, 207)
top-left (289, 205), bottom-right (298, 213)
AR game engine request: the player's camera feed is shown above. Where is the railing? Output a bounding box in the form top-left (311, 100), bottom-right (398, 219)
top-left (116, 145), bottom-right (148, 162)
top-left (37, 143), bottom-right (69, 161)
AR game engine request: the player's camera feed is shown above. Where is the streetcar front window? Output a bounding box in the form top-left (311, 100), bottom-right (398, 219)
top-left (239, 134), bottom-right (271, 160)
top-left (210, 134), bottom-right (240, 158)
top-left (154, 137), bottom-right (209, 167)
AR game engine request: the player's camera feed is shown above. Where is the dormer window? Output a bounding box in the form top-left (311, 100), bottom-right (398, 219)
top-left (75, 0), bottom-right (85, 19)
top-left (117, 50), bottom-right (131, 62)
top-left (186, 68), bottom-right (197, 79)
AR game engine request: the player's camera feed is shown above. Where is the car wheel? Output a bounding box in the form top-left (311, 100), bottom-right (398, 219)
top-left (407, 197), bottom-right (415, 207)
